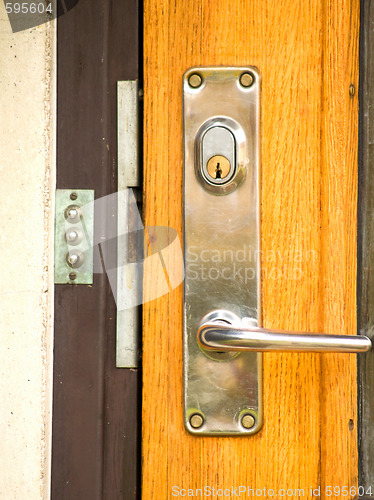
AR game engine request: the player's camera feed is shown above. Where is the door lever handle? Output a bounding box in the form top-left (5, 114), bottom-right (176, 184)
top-left (198, 310), bottom-right (372, 353)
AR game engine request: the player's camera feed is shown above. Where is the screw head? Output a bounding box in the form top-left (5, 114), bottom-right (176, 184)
top-left (66, 230), bottom-right (78, 243)
top-left (189, 413), bottom-right (204, 429)
top-left (241, 413), bottom-right (255, 429)
top-left (68, 253), bottom-right (79, 265)
top-left (66, 251), bottom-right (84, 269)
top-left (349, 84), bottom-right (355, 96)
top-left (65, 205), bottom-right (81, 223)
top-left (69, 272), bottom-right (77, 281)
top-left (188, 73), bottom-right (202, 88)
top-left (239, 72), bottom-right (254, 88)
top-left (70, 192), bottom-right (78, 200)
top-left (65, 229), bottom-right (82, 245)
top-left (68, 208), bottom-right (79, 219)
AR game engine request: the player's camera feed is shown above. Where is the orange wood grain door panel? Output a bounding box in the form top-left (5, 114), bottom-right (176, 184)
top-left (143, 1), bottom-right (359, 498)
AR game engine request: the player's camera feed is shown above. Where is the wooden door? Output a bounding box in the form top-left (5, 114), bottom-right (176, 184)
top-left (142, 0), bottom-right (360, 498)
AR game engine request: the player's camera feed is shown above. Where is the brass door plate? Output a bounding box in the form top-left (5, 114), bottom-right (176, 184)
top-left (183, 67), bottom-right (262, 435)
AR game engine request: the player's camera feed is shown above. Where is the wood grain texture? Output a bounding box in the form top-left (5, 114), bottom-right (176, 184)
top-left (143, 1), bottom-right (359, 498)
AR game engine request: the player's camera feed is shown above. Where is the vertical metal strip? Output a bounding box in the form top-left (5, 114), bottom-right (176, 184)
top-left (117, 81), bottom-right (140, 368)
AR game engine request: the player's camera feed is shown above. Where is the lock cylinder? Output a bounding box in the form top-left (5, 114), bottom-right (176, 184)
top-left (194, 116), bottom-right (247, 195)
top-left (201, 125), bottom-right (235, 185)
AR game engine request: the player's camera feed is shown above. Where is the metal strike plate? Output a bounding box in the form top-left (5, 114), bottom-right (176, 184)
top-left (54, 189), bottom-right (94, 284)
top-left (183, 67), bottom-right (262, 435)
top-left (116, 81), bottom-right (141, 368)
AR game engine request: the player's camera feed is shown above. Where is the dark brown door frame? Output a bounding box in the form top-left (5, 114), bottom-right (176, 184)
top-left (51, 0), bottom-right (141, 498)
top-left (358, 0), bottom-right (374, 493)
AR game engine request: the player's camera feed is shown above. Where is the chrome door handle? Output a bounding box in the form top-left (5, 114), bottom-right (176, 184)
top-left (198, 310), bottom-right (372, 353)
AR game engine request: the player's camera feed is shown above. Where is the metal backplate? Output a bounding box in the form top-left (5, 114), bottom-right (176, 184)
top-left (54, 189), bottom-right (94, 285)
top-left (183, 67), bottom-right (262, 435)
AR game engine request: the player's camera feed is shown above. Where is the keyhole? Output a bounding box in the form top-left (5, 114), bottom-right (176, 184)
top-left (215, 162), bottom-right (222, 179)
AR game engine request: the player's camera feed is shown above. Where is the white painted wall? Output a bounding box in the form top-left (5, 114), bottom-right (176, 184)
top-left (0, 5), bottom-right (55, 499)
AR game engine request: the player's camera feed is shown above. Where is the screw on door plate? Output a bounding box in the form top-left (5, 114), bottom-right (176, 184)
top-left (239, 72), bottom-right (254, 88)
top-left (189, 413), bottom-right (204, 429)
top-left (188, 73), bottom-right (202, 88)
top-left (241, 413), bottom-right (256, 429)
